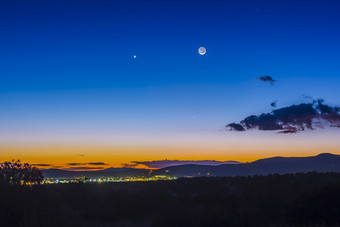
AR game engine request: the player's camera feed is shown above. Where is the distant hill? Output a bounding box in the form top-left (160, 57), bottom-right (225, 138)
top-left (152, 153), bottom-right (340, 177)
top-left (42, 153), bottom-right (340, 179)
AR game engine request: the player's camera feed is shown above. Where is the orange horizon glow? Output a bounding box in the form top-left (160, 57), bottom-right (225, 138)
top-left (2, 128), bottom-right (340, 170)
top-left (1, 143), bottom-right (339, 170)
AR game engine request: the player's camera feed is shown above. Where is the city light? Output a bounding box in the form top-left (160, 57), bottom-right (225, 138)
top-left (43, 175), bottom-right (177, 184)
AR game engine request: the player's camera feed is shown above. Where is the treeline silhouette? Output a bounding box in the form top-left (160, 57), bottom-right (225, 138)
top-left (0, 160), bottom-right (43, 185)
top-left (1, 172), bottom-right (340, 226)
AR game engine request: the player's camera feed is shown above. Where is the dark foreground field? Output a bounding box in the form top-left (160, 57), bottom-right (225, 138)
top-left (1, 172), bottom-right (340, 227)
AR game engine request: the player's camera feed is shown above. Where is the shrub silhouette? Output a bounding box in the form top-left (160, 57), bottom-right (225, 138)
top-left (0, 160), bottom-right (43, 185)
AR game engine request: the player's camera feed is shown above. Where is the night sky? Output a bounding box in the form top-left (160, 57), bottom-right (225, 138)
top-left (1, 0), bottom-right (340, 169)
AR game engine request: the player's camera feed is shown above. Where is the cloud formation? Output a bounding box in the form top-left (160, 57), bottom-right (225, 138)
top-left (88, 162), bottom-right (107, 166)
top-left (32, 164), bottom-right (64, 169)
top-left (226, 100), bottom-right (340, 134)
top-left (302, 94), bottom-right (313, 100)
top-left (32, 164), bottom-right (52, 167)
top-left (259, 76), bottom-right (276, 85)
top-left (65, 167), bottom-right (104, 170)
top-left (122, 160), bottom-right (242, 169)
top-left (271, 101), bottom-right (277, 108)
top-left (67, 162), bottom-right (108, 166)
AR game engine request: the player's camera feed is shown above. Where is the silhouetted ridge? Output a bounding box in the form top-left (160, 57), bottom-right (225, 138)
top-left (316, 153), bottom-right (337, 158)
top-left (153, 153), bottom-right (340, 177)
top-left (42, 153), bottom-right (340, 179)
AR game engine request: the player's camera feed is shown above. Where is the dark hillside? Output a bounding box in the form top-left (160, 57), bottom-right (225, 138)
top-left (2, 172), bottom-right (340, 226)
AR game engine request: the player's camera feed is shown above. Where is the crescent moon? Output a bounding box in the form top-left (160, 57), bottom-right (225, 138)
top-left (198, 47), bottom-right (206, 55)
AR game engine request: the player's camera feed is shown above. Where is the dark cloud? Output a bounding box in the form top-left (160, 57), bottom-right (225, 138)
top-left (122, 160), bottom-right (242, 169)
top-left (67, 163), bottom-right (87, 166)
top-left (32, 164), bottom-right (52, 167)
top-left (65, 167), bottom-right (104, 170)
top-left (302, 94), bottom-right (313, 100)
top-left (259, 76), bottom-right (276, 85)
top-left (226, 100), bottom-right (340, 134)
top-left (88, 162), bottom-right (108, 166)
top-left (226, 123), bottom-right (246, 131)
top-left (121, 163), bottom-right (133, 168)
top-left (67, 162), bottom-right (108, 166)
top-left (271, 101), bottom-right (277, 108)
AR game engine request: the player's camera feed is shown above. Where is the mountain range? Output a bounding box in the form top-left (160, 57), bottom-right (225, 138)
top-left (42, 153), bottom-right (340, 179)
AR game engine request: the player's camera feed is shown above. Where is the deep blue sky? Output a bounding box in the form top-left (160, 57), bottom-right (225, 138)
top-left (1, 0), bottom-right (340, 90)
top-left (1, 0), bottom-right (340, 164)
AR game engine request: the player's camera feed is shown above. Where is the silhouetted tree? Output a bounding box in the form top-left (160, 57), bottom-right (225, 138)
top-left (0, 160), bottom-right (43, 185)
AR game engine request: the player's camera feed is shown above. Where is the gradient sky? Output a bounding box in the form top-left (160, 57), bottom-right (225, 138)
top-left (1, 0), bottom-right (340, 169)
